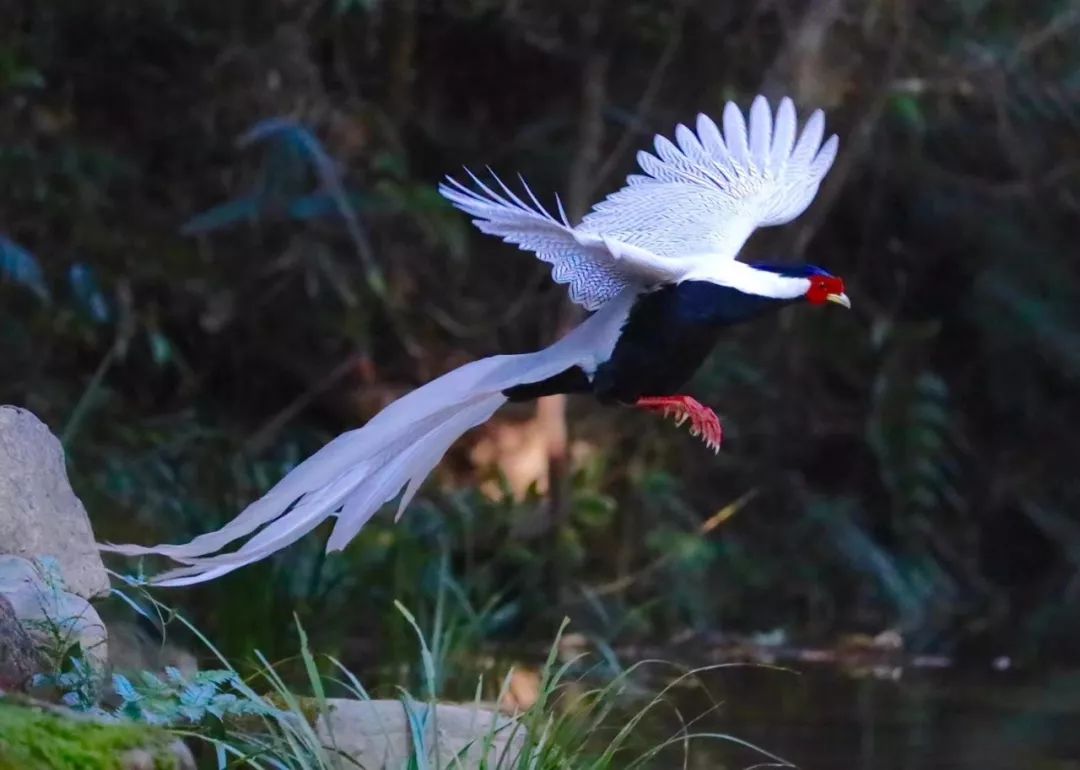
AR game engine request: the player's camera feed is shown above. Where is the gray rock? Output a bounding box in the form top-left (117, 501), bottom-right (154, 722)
top-left (0, 594), bottom-right (38, 691)
top-left (317, 698), bottom-right (526, 769)
top-left (119, 739), bottom-right (196, 770)
top-left (0, 556), bottom-right (108, 675)
top-left (106, 618), bottom-right (198, 680)
top-left (0, 406), bottom-right (110, 600)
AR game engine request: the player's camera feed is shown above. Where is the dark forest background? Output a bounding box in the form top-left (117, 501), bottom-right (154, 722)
top-left (2, 0), bottom-right (1079, 669)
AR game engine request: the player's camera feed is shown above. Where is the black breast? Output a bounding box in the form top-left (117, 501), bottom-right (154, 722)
top-left (592, 280), bottom-right (780, 403)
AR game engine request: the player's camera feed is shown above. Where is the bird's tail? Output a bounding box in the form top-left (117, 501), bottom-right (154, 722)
top-left (100, 292), bottom-right (634, 587)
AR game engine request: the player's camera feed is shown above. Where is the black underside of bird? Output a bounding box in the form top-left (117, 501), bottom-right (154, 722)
top-left (504, 279), bottom-right (791, 405)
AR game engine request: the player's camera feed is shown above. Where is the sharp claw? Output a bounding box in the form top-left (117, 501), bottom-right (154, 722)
top-left (640, 397), bottom-right (722, 452)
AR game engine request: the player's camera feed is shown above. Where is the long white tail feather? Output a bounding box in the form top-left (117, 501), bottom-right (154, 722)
top-left (326, 394), bottom-right (505, 550)
top-left (140, 398), bottom-right (505, 587)
top-left (100, 290), bottom-right (636, 586)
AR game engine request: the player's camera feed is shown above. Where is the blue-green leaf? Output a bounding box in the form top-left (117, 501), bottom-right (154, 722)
top-left (0, 235), bottom-right (49, 300)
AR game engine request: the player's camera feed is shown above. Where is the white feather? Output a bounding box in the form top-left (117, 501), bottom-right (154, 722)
top-left (770, 97), bottom-right (797, 174)
top-left (722, 101), bottom-right (751, 169)
top-left (748, 95), bottom-right (772, 167)
top-left (683, 260), bottom-right (811, 298)
top-left (100, 291), bottom-right (637, 586)
top-left (695, 113), bottom-right (729, 163)
top-left (438, 172), bottom-right (668, 310)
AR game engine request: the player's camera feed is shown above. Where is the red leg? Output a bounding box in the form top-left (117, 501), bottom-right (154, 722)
top-left (635, 395), bottom-right (723, 452)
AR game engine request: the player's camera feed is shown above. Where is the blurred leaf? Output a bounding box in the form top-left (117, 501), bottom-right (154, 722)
top-left (147, 329), bottom-right (173, 368)
top-left (809, 499), bottom-right (929, 628)
top-left (288, 191), bottom-right (368, 221)
top-left (371, 150), bottom-right (408, 180)
top-left (0, 235), bottom-right (49, 300)
top-left (890, 93), bottom-right (926, 134)
top-left (0, 46), bottom-right (45, 90)
top-left (180, 196), bottom-right (260, 236)
top-left (646, 528), bottom-right (715, 573)
top-left (335, 0), bottom-right (380, 12)
top-left (572, 491), bottom-right (616, 529)
top-left (68, 263), bottom-right (110, 323)
top-left (558, 526), bottom-right (586, 568)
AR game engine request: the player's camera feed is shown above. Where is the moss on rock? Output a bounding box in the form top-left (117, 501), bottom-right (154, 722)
top-left (0, 700), bottom-right (180, 770)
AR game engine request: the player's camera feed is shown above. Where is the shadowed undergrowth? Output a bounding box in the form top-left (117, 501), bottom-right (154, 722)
top-left (38, 575), bottom-right (791, 770)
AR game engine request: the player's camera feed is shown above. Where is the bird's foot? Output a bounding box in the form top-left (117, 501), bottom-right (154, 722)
top-left (635, 395), bottom-right (723, 452)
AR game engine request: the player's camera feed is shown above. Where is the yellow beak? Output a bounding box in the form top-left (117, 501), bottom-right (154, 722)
top-left (826, 292), bottom-right (851, 309)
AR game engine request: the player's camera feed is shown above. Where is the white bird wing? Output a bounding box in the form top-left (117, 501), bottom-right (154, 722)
top-left (440, 95), bottom-right (838, 310)
top-left (439, 171), bottom-right (684, 310)
top-left (579, 95), bottom-right (839, 260)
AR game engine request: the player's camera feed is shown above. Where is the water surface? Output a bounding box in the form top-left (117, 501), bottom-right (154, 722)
top-left (660, 665), bottom-right (1080, 769)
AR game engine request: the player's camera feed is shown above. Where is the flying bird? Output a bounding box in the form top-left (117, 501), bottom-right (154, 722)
top-left (102, 95), bottom-right (848, 586)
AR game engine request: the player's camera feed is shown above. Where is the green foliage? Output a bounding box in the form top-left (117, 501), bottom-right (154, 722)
top-left (30, 658), bottom-right (102, 715)
top-left (19, 560), bottom-right (108, 710)
top-left (112, 668), bottom-right (272, 726)
top-left (869, 365), bottom-right (965, 544)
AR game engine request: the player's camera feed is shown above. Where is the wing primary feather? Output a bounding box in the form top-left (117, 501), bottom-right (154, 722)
top-left (748, 95), bottom-right (772, 168)
top-left (675, 123), bottom-right (706, 162)
top-left (464, 167), bottom-right (514, 208)
top-left (770, 97), bottom-right (797, 173)
top-left (791, 109), bottom-right (825, 167)
top-left (486, 167), bottom-right (536, 214)
top-left (439, 177), bottom-right (501, 221)
top-left (518, 173), bottom-right (559, 222)
top-left (636, 150), bottom-right (661, 179)
top-left (653, 134), bottom-right (684, 164)
top-left (439, 175), bottom-right (474, 199)
top-left (696, 113), bottom-right (729, 164)
top-left (554, 193), bottom-right (571, 226)
top-left (437, 179), bottom-right (480, 212)
top-left (445, 172), bottom-right (491, 212)
top-left (723, 101), bottom-right (751, 168)
top-left (810, 134), bottom-right (840, 177)
top-left (442, 180), bottom-right (486, 208)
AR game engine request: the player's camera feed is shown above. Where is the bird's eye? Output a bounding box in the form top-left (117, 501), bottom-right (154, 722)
top-left (806, 277), bottom-right (829, 304)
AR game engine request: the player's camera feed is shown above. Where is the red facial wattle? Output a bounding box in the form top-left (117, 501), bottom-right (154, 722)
top-left (806, 275), bottom-right (846, 305)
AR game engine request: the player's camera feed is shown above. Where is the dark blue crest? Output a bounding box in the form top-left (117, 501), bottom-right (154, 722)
top-left (750, 262), bottom-right (834, 278)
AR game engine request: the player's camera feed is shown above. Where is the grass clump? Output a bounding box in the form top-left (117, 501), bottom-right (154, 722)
top-left (71, 580), bottom-right (791, 770)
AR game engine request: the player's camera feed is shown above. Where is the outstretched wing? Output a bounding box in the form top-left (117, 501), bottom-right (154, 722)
top-left (441, 95), bottom-right (838, 309)
top-left (439, 171), bottom-right (684, 310)
top-left (579, 95), bottom-right (839, 260)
